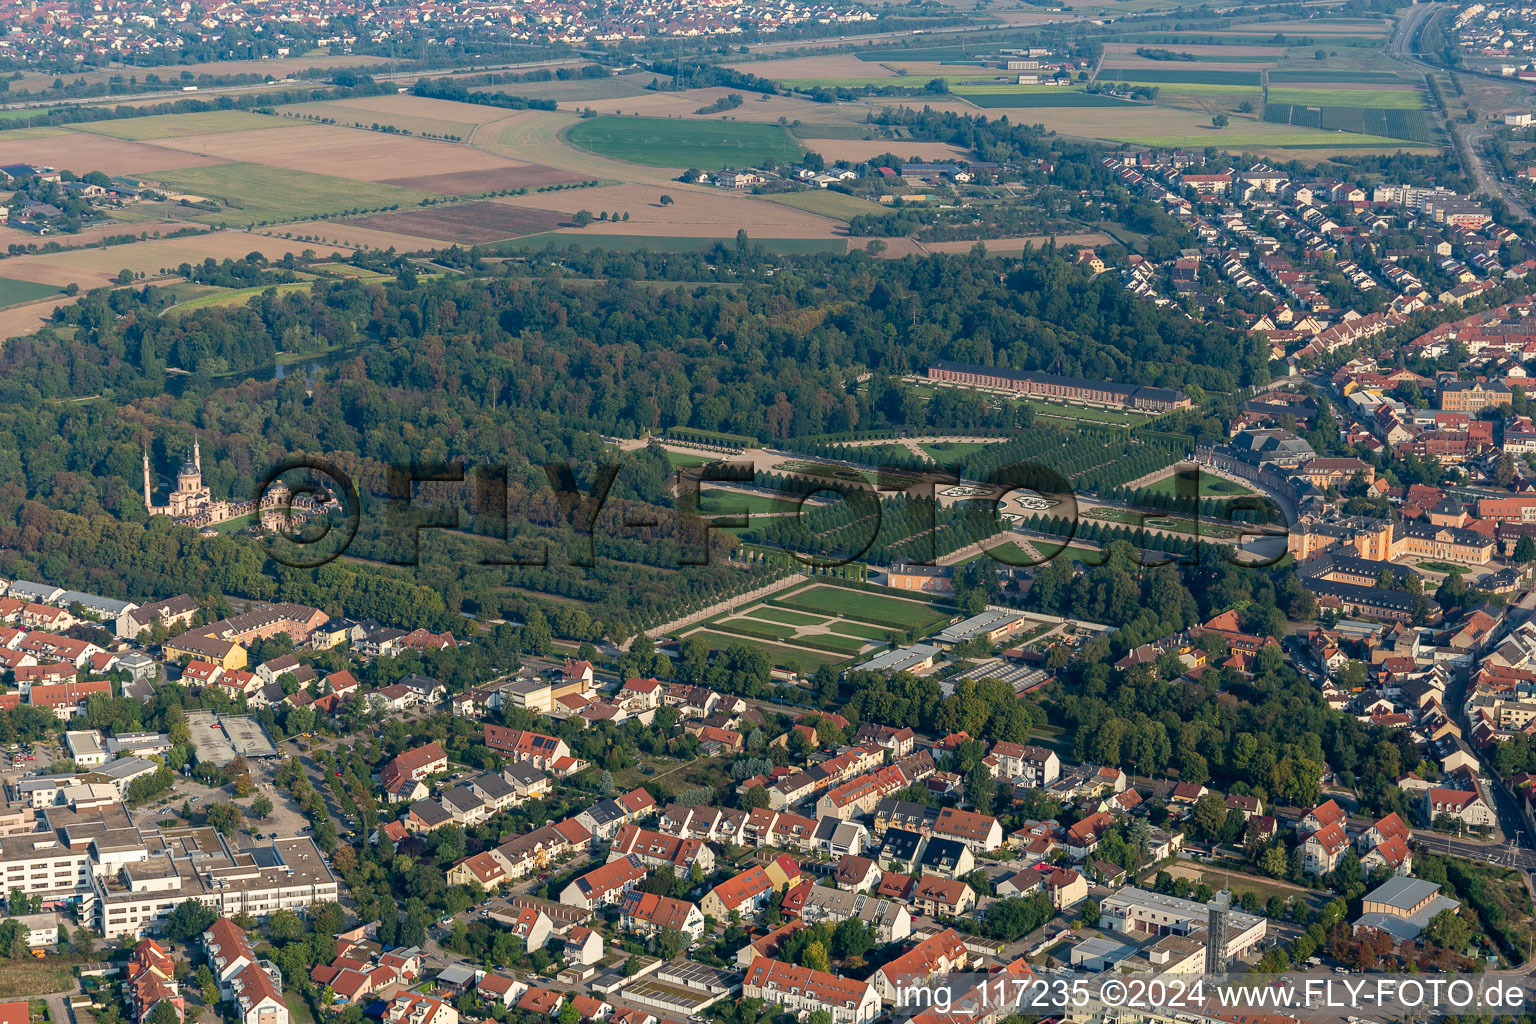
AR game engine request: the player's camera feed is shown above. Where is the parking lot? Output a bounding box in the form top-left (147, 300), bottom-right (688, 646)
top-left (185, 710), bottom-right (279, 765)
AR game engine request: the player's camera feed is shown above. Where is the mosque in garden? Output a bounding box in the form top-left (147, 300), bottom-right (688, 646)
top-left (143, 439), bottom-right (300, 529)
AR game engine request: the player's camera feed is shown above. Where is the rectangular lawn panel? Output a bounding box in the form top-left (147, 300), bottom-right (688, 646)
top-left (825, 621), bottom-right (899, 641)
top-left (563, 116), bottom-right (803, 168)
top-left (0, 276), bottom-right (62, 308)
top-left (792, 632), bottom-right (872, 655)
top-left (712, 617), bottom-right (797, 641)
top-left (774, 585), bottom-right (951, 632)
top-left (152, 163), bottom-right (439, 224)
top-left (750, 608), bottom-right (828, 626)
top-left (684, 630), bottom-right (849, 672)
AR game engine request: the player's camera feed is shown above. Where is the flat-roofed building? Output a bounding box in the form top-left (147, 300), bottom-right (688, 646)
top-left (1099, 887), bottom-right (1265, 960)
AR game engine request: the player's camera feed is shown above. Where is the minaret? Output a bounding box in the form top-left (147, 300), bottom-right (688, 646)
top-left (193, 439), bottom-right (201, 472)
top-left (142, 447), bottom-right (153, 509)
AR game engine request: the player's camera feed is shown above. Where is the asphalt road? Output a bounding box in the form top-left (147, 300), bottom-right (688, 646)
top-left (1387, 3), bottom-right (1535, 221)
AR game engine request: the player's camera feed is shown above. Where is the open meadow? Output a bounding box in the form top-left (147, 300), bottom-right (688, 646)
top-left (564, 116), bottom-right (803, 169)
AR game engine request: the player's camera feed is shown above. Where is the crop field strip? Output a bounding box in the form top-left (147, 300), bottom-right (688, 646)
top-left (1262, 102), bottom-right (1438, 143)
top-left (1265, 88), bottom-right (1426, 109)
top-left (952, 87), bottom-right (1141, 108)
top-left (1095, 68), bottom-right (1261, 85)
top-left (563, 115), bottom-right (804, 168)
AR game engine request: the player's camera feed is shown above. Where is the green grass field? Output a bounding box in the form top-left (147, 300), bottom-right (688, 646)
top-left (502, 232), bottom-right (844, 255)
top-left (751, 608), bottom-right (827, 626)
top-left (564, 116), bottom-right (803, 168)
top-left (795, 632), bottom-right (871, 654)
top-left (0, 276), bottom-right (62, 308)
top-left (920, 441), bottom-right (998, 463)
top-left (166, 281), bottom-right (315, 314)
top-left (699, 488), bottom-right (802, 515)
top-left (1266, 87), bottom-right (1424, 108)
top-left (74, 110), bottom-right (285, 140)
top-left (664, 450), bottom-right (717, 468)
top-left (762, 190), bottom-right (887, 220)
top-left (713, 617), bottom-right (797, 641)
top-left (774, 585), bottom-right (951, 632)
top-left (1142, 472), bottom-right (1254, 499)
top-left (1015, 398), bottom-right (1151, 425)
top-left (1267, 70), bottom-right (1408, 82)
top-left (152, 164), bottom-right (439, 224)
top-left (683, 629), bottom-right (849, 673)
top-left (826, 621), bottom-right (900, 641)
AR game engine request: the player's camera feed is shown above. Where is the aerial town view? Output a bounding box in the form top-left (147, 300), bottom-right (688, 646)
top-left (10, 0), bottom-right (1536, 1023)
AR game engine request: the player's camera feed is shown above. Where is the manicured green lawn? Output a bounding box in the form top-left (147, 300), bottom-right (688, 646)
top-left (683, 629), bottom-right (850, 673)
top-left (825, 621), bottom-right (899, 641)
top-left (750, 608), bottom-right (827, 626)
top-left (774, 585), bottom-right (951, 632)
top-left (664, 450), bottom-right (717, 468)
top-left (700, 488), bottom-right (804, 515)
top-left (564, 116), bottom-right (803, 168)
top-left (920, 441), bottom-right (997, 463)
top-left (713, 617), bottom-right (797, 641)
top-left (1142, 472), bottom-right (1253, 499)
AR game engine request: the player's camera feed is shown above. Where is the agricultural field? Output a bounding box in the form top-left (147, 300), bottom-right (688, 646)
top-left (495, 182), bottom-right (845, 239)
top-left (146, 122), bottom-right (579, 193)
top-left (1263, 103), bottom-right (1437, 144)
top-left (1096, 68), bottom-right (1262, 86)
top-left (0, 230), bottom-right (326, 289)
top-left (559, 87), bottom-right (842, 125)
top-left (762, 190), bottom-right (888, 221)
top-left (73, 110), bottom-right (288, 140)
top-left (0, 276), bottom-right (61, 308)
top-left (952, 86), bottom-right (1141, 108)
top-left (564, 116), bottom-right (803, 168)
top-left (1265, 87), bottom-right (1425, 109)
top-left (0, 129), bottom-right (226, 174)
top-left (802, 139), bottom-right (977, 162)
top-left (150, 163), bottom-right (438, 224)
top-left (483, 72), bottom-right (663, 102)
top-left (341, 203), bottom-right (569, 245)
top-left (277, 93), bottom-right (511, 137)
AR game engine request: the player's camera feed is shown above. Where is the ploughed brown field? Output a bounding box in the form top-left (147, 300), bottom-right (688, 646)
top-left (341, 203), bottom-right (569, 244)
